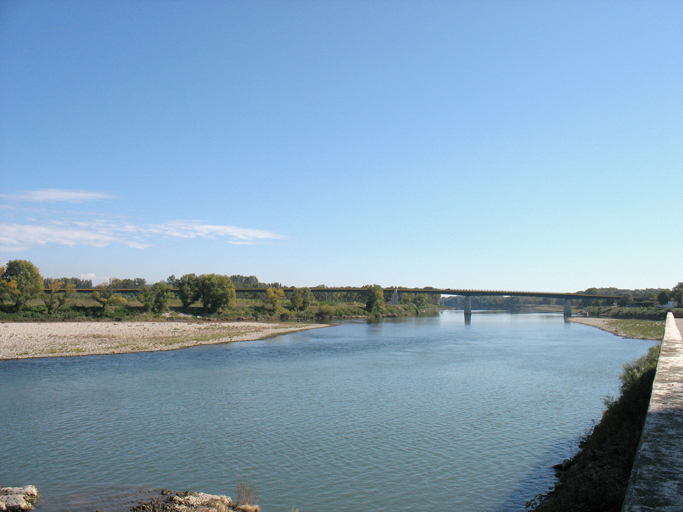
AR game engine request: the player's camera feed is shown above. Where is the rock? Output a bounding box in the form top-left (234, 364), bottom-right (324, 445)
top-left (0, 487), bottom-right (38, 511)
top-left (0, 495), bottom-right (29, 511)
top-left (552, 458), bottom-right (572, 471)
top-left (133, 490), bottom-right (236, 512)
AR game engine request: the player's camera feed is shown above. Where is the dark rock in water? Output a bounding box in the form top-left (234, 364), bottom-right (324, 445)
top-left (551, 458), bottom-right (572, 471)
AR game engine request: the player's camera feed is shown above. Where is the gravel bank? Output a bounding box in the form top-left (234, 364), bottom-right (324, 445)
top-left (0, 321), bottom-right (328, 360)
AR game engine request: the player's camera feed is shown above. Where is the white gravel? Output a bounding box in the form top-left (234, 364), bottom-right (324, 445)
top-left (0, 321), bottom-right (328, 359)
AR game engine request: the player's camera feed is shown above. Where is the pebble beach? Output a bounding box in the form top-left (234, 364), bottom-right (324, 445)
top-left (0, 321), bottom-right (328, 360)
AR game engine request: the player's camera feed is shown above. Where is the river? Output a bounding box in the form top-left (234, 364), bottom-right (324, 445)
top-left (0, 312), bottom-right (656, 511)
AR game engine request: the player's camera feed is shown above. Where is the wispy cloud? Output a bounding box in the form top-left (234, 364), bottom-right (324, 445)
top-left (0, 189), bottom-right (113, 203)
top-left (144, 221), bottom-right (286, 241)
top-left (0, 223), bottom-right (150, 252)
top-left (0, 219), bottom-right (285, 252)
top-left (0, 189), bottom-right (285, 252)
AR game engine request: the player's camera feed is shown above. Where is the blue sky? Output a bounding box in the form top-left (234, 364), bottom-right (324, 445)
top-left (1, 0), bottom-right (681, 291)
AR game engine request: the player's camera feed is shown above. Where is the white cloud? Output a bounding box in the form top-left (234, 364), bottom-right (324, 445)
top-left (0, 218), bottom-right (285, 252)
top-left (0, 223), bottom-right (149, 251)
top-left (0, 189), bottom-right (113, 203)
top-left (144, 221), bottom-right (286, 241)
top-left (79, 273), bottom-right (97, 279)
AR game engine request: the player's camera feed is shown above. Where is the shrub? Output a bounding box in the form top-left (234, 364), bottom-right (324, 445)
top-left (235, 480), bottom-right (258, 506)
top-left (197, 274), bottom-right (236, 313)
top-left (139, 282), bottom-right (175, 314)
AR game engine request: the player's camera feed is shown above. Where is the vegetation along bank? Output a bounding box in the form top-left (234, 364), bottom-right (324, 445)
top-left (526, 320), bottom-right (662, 512)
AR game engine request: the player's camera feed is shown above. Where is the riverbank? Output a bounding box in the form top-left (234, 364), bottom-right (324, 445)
top-left (569, 317), bottom-right (664, 340)
top-left (0, 321), bottom-right (327, 360)
top-left (526, 316), bottom-right (665, 511)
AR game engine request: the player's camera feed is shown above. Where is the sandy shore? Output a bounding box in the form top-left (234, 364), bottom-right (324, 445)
top-left (0, 321), bottom-right (328, 360)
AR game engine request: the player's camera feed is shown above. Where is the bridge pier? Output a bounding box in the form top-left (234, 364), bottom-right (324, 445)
top-left (327, 292), bottom-right (332, 302)
top-left (391, 287), bottom-right (398, 305)
top-left (464, 296), bottom-right (472, 317)
top-left (564, 299), bottom-right (572, 318)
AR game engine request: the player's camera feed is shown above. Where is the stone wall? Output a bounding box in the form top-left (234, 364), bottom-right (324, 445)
top-left (622, 312), bottom-right (683, 511)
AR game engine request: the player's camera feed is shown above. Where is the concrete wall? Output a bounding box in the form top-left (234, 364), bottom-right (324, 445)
top-left (622, 313), bottom-right (683, 511)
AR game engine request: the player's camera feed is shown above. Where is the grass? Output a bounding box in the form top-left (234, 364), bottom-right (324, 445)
top-left (526, 344), bottom-right (660, 512)
top-left (605, 319), bottom-right (665, 340)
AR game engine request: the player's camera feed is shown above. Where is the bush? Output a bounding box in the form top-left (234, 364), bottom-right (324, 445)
top-left (197, 274), bottom-right (236, 313)
top-left (139, 282), bottom-right (174, 314)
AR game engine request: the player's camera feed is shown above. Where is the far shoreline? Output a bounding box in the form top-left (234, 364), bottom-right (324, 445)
top-left (0, 320), bottom-right (329, 360)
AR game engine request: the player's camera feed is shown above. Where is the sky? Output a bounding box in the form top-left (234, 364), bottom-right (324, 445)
top-left (1, 0), bottom-right (681, 291)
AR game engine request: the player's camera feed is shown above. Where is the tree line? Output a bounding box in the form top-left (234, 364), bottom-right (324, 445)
top-left (0, 259), bottom-right (442, 317)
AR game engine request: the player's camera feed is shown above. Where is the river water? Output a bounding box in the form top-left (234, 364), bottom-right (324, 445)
top-left (0, 312), bottom-right (655, 512)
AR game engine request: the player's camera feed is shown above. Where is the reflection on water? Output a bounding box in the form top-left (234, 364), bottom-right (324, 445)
top-left (0, 312), bottom-right (655, 512)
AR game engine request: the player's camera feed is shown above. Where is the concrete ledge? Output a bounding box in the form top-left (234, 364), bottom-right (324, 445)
top-left (622, 313), bottom-right (683, 511)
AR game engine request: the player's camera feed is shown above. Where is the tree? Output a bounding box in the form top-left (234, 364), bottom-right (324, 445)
top-left (42, 279), bottom-right (75, 314)
top-left (2, 259), bottom-right (43, 310)
top-left (657, 290), bottom-right (671, 306)
top-left (265, 287), bottom-right (285, 310)
top-left (0, 264), bottom-right (19, 306)
top-left (289, 287), bottom-right (313, 311)
top-left (364, 284), bottom-right (385, 313)
top-left (175, 273), bottom-right (200, 309)
top-left (197, 274), bottom-right (236, 313)
top-left (618, 292), bottom-right (634, 308)
top-left (290, 288), bottom-right (304, 311)
top-left (139, 282), bottom-right (174, 314)
top-left (91, 279), bottom-right (127, 309)
top-left (672, 283), bottom-right (683, 304)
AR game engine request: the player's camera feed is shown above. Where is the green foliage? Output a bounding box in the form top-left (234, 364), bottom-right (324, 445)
top-left (0, 263), bottom-right (20, 306)
top-left (118, 277), bottom-right (147, 289)
top-left (315, 304), bottom-right (335, 319)
top-left (657, 289), bottom-right (671, 305)
top-left (139, 282), bottom-right (174, 314)
top-left (1, 259), bottom-right (43, 310)
top-left (90, 279), bottom-right (130, 313)
top-left (43, 276), bottom-right (93, 289)
top-left (672, 282), bottom-right (683, 304)
top-left (364, 284), bottom-right (385, 313)
top-left (42, 279), bottom-right (75, 314)
top-left (264, 287), bottom-right (285, 310)
top-left (618, 292), bottom-right (634, 307)
top-left (289, 287), bottom-right (313, 311)
top-left (610, 307), bottom-right (668, 321)
top-left (173, 273), bottom-right (200, 309)
top-left (197, 274), bottom-right (236, 313)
